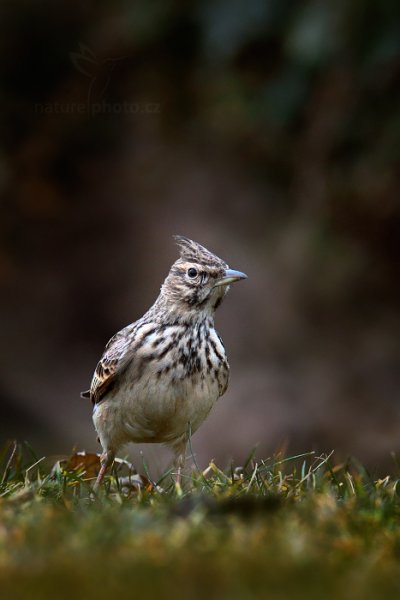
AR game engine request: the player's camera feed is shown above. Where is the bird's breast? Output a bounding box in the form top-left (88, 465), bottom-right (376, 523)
top-left (98, 321), bottom-right (229, 444)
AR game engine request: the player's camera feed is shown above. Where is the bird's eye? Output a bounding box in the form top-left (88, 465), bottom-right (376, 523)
top-left (187, 268), bottom-right (198, 278)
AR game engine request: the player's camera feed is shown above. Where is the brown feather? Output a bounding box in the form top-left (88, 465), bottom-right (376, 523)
top-left (89, 326), bottom-right (136, 403)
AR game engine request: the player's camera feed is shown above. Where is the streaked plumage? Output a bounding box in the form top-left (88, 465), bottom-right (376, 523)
top-left (82, 236), bottom-right (247, 487)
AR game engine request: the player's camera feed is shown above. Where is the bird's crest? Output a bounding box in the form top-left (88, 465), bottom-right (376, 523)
top-left (174, 235), bottom-right (227, 268)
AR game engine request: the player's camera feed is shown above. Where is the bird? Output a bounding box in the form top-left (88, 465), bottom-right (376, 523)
top-left (81, 236), bottom-right (247, 488)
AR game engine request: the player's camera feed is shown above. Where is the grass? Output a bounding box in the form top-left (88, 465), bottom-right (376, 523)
top-left (1, 442), bottom-right (400, 599)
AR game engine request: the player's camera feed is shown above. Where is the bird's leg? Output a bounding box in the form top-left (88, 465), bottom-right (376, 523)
top-left (175, 453), bottom-right (185, 486)
top-left (94, 450), bottom-right (114, 492)
top-left (173, 440), bottom-right (187, 493)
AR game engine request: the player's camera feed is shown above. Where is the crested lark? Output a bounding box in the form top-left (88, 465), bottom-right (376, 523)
top-left (81, 236), bottom-right (247, 487)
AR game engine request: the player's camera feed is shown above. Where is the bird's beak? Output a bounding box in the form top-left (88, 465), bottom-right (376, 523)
top-left (214, 268), bottom-right (248, 287)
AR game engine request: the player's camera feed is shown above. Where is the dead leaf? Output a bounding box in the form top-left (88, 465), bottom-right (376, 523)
top-left (55, 452), bottom-right (101, 479)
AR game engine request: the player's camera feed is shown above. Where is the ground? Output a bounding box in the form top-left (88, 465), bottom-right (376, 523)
top-left (1, 443), bottom-right (400, 599)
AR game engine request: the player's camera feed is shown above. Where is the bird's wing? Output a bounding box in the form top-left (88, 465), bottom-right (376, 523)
top-left (83, 326), bottom-right (135, 404)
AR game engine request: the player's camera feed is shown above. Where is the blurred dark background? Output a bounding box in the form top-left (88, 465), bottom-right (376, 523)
top-left (1, 0), bottom-right (399, 474)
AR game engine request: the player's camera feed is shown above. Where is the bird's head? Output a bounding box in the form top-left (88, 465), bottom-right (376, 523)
top-left (158, 236), bottom-right (247, 318)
